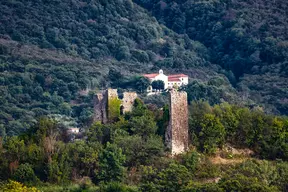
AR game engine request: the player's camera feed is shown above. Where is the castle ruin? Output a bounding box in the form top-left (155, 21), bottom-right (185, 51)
top-left (165, 89), bottom-right (189, 155)
top-left (94, 88), bottom-right (189, 155)
top-left (93, 89), bottom-right (137, 123)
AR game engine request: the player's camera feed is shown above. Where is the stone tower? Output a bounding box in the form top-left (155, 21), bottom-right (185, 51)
top-left (165, 89), bottom-right (189, 155)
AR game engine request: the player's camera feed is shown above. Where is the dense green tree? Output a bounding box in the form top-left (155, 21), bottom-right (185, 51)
top-left (96, 143), bottom-right (126, 183)
top-left (129, 115), bottom-right (158, 139)
top-left (66, 141), bottom-right (102, 177)
top-left (214, 103), bottom-right (239, 142)
top-left (87, 122), bottom-right (111, 144)
top-left (157, 163), bottom-right (191, 192)
top-left (108, 69), bottom-right (125, 88)
top-left (151, 80), bottom-right (165, 90)
top-left (3, 136), bottom-right (25, 164)
top-left (12, 163), bottom-right (38, 184)
top-left (190, 113), bottom-right (226, 153)
top-left (114, 134), bottom-right (164, 167)
top-left (134, 76), bottom-right (150, 93)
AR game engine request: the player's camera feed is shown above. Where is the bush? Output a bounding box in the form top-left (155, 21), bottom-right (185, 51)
top-left (12, 163), bottom-right (38, 184)
top-left (100, 182), bottom-right (138, 192)
top-left (0, 180), bottom-right (39, 192)
top-left (95, 143), bottom-right (126, 183)
top-left (156, 163), bottom-right (191, 192)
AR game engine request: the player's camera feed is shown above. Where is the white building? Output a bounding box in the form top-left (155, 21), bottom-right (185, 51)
top-left (143, 70), bottom-right (188, 92)
top-left (67, 127), bottom-right (80, 134)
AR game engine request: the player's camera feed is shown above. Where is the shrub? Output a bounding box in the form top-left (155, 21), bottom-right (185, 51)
top-left (0, 180), bottom-right (39, 192)
top-left (100, 182), bottom-right (138, 192)
top-left (12, 163), bottom-right (38, 184)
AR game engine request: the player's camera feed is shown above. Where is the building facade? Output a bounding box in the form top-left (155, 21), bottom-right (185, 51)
top-left (143, 70), bottom-right (188, 91)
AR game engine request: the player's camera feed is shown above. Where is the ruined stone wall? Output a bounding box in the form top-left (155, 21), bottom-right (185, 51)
top-left (93, 92), bottom-right (107, 124)
top-left (94, 89), bottom-right (137, 123)
top-left (165, 89), bottom-right (189, 155)
top-left (122, 92), bottom-right (137, 113)
top-left (107, 89), bottom-right (118, 100)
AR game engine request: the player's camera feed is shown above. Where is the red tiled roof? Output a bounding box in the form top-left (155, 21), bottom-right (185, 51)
top-left (143, 73), bottom-right (159, 78)
top-left (143, 73), bottom-right (188, 81)
top-left (168, 77), bottom-right (181, 82)
top-left (168, 74), bottom-right (188, 82)
top-left (168, 74), bottom-right (188, 77)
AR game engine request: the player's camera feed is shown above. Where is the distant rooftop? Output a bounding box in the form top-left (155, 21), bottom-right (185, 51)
top-left (143, 71), bottom-right (188, 82)
top-left (143, 73), bottom-right (159, 78)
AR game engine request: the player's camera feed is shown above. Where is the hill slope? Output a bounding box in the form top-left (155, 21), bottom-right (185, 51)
top-left (0, 0), bottom-right (239, 135)
top-left (0, 0), bottom-right (287, 135)
top-left (134, 0), bottom-right (288, 114)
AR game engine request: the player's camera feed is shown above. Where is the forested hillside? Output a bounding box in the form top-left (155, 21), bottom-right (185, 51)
top-left (0, 0), bottom-right (232, 135)
top-left (0, 0), bottom-right (287, 133)
top-left (134, 0), bottom-right (288, 114)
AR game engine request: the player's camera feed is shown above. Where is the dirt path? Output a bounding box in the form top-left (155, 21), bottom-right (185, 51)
top-left (209, 155), bottom-right (248, 165)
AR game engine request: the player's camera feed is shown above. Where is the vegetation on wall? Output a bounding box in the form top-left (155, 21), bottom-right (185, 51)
top-left (108, 97), bottom-right (122, 123)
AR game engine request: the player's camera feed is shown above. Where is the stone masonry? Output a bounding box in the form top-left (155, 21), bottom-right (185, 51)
top-left (93, 89), bottom-right (137, 123)
top-left (107, 89), bottom-right (118, 101)
top-left (122, 92), bottom-right (138, 113)
top-left (165, 89), bottom-right (189, 155)
top-left (93, 92), bottom-right (107, 124)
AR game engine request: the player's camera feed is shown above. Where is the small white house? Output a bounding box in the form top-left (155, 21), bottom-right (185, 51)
top-left (167, 74), bottom-right (189, 89)
top-left (67, 127), bottom-right (80, 134)
top-left (143, 70), bottom-right (188, 92)
top-left (143, 69), bottom-right (168, 90)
